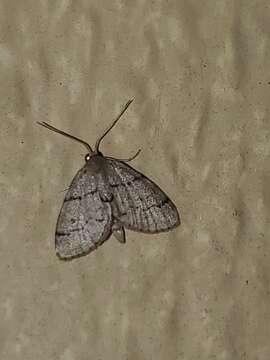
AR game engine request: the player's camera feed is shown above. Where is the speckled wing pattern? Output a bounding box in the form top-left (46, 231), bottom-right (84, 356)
top-left (106, 158), bottom-right (180, 233)
top-left (55, 155), bottom-right (180, 259)
top-left (55, 158), bottom-right (113, 259)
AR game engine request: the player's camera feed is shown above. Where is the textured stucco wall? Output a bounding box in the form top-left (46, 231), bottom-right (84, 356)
top-left (1, 1), bottom-right (270, 359)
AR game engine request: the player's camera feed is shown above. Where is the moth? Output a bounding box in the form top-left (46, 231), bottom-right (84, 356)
top-left (38, 100), bottom-right (180, 259)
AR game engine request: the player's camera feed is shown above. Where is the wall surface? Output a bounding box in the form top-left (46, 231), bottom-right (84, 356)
top-left (1, 1), bottom-right (270, 359)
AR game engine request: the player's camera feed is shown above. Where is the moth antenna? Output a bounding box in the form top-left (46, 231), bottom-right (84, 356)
top-left (107, 149), bottom-right (141, 163)
top-left (37, 121), bottom-right (93, 153)
top-left (95, 99), bottom-right (134, 153)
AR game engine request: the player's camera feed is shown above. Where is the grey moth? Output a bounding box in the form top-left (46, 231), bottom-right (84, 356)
top-left (38, 100), bottom-right (180, 259)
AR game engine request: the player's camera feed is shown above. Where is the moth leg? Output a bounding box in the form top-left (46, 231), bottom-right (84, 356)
top-left (106, 149), bottom-right (141, 163)
top-left (112, 223), bottom-right (126, 244)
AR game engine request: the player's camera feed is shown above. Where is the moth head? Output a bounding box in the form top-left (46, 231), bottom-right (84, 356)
top-left (84, 150), bottom-right (103, 162)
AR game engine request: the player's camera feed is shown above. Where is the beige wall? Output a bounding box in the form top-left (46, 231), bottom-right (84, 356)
top-left (1, 1), bottom-right (270, 359)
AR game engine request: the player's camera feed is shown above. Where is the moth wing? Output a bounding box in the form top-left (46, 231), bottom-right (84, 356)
top-left (106, 158), bottom-right (180, 233)
top-left (55, 164), bottom-right (112, 259)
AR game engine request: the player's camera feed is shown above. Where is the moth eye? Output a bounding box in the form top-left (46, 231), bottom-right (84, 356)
top-left (85, 154), bottom-right (91, 162)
